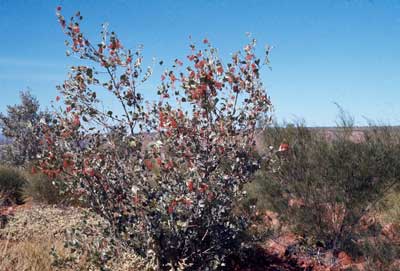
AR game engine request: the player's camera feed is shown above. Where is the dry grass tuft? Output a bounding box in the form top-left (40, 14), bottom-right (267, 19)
top-left (0, 238), bottom-right (67, 271)
top-left (0, 204), bottom-right (146, 271)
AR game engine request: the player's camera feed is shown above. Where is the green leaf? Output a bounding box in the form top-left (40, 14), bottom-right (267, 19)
top-left (86, 68), bottom-right (93, 78)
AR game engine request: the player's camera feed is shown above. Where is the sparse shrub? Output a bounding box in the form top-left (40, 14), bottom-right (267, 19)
top-left (377, 187), bottom-right (400, 226)
top-left (360, 237), bottom-right (400, 271)
top-left (248, 121), bottom-right (400, 262)
top-left (0, 165), bottom-right (26, 205)
top-left (0, 91), bottom-right (51, 166)
top-left (22, 172), bottom-right (69, 205)
top-left (34, 7), bottom-right (272, 270)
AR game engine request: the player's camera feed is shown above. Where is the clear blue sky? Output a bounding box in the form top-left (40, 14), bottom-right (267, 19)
top-left (0, 0), bottom-right (399, 126)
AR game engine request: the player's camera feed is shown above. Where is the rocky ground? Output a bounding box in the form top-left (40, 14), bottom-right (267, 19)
top-left (1, 202), bottom-right (399, 271)
top-left (0, 202), bottom-right (146, 271)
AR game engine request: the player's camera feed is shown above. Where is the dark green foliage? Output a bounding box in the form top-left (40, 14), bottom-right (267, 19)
top-left (0, 165), bottom-right (27, 205)
top-left (22, 172), bottom-right (69, 205)
top-left (360, 238), bottom-right (400, 270)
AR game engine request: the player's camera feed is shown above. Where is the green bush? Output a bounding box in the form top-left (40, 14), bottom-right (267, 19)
top-left (361, 237), bottom-right (400, 270)
top-left (22, 172), bottom-right (68, 205)
top-left (0, 165), bottom-right (77, 206)
top-left (246, 122), bottom-right (400, 260)
top-left (0, 91), bottom-right (51, 166)
top-left (0, 165), bottom-right (27, 205)
top-left (376, 187), bottom-right (400, 226)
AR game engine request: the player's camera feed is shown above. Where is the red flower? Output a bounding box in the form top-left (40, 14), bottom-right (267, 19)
top-left (203, 38), bottom-right (209, 44)
top-left (144, 159), bottom-right (153, 170)
top-left (169, 117), bottom-right (177, 129)
top-left (133, 195), bottom-right (140, 204)
top-left (199, 183), bottom-right (209, 193)
top-left (66, 105), bottom-right (72, 112)
top-left (178, 110), bottom-right (184, 119)
top-left (184, 198), bottom-right (192, 206)
top-left (195, 60), bottom-right (205, 69)
top-left (165, 130), bottom-right (173, 137)
top-left (175, 59), bottom-right (183, 66)
top-left (108, 39), bottom-right (121, 50)
top-left (165, 160), bottom-right (174, 170)
top-left (63, 159), bottom-right (69, 169)
top-left (56, 96), bottom-right (60, 102)
top-left (168, 200), bottom-right (177, 214)
top-left (73, 115), bottom-right (80, 127)
top-left (278, 143), bottom-right (289, 152)
top-left (187, 179), bottom-right (194, 192)
top-left (84, 167), bottom-right (95, 177)
top-left (159, 112), bottom-right (166, 128)
top-left (72, 25), bottom-right (80, 34)
top-left (169, 73), bottom-right (176, 82)
top-left (214, 82), bottom-right (222, 90)
top-left (56, 6), bottom-right (62, 11)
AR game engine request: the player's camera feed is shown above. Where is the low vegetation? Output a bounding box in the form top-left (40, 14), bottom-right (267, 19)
top-left (22, 172), bottom-right (70, 205)
top-left (0, 165), bottom-right (26, 205)
top-left (0, 5), bottom-right (398, 271)
top-left (245, 122), bottom-right (400, 270)
top-left (0, 205), bottom-right (146, 271)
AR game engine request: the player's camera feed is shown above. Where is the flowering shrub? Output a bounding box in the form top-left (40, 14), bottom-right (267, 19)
top-left (37, 7), bottom-right (272, 269)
